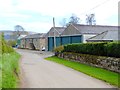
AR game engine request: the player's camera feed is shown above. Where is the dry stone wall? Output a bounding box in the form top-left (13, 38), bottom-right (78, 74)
top-left (57, 52), bottom-right (120, 73)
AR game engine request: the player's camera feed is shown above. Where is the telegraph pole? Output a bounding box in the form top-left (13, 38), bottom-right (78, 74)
top-left (53, 17), bottom-right (56, 49)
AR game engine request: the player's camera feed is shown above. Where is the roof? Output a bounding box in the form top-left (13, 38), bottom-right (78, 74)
top-left (18, 35), bottom-right (27, 39)
top-left (54, 27), bottom-right (66, 34)
top-left (87, 30), bottom-right (119, 41)
top-left (22, 33), bottom-right (46, 39)
top-left (46, 27), bottom-right (66, 37)
top-left (72, 24), bottom-right (118, 34)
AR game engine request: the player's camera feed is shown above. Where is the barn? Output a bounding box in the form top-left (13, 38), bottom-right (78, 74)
top-left (47, 24), bottom-right (118, 51)
top-left (46, 27), bottom-right (65, 51)
top-left (20, 33), bottom-right (46, 50)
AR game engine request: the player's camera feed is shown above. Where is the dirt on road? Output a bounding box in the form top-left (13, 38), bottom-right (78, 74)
top-left (17, 49), bottom-right (115, 88)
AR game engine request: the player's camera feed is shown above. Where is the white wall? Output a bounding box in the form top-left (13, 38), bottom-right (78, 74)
top-left (82, 34), bottom-right (96, 43)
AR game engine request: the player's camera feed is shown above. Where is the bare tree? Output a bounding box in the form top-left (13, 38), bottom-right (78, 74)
top-left (59, 14), bottom-right (80, 27)
top-left (14, 25), bottom-right (24, 37)
top-left (68, 14), bottom-right (80, 24)
top-left (86, 14), bottom-right (96, 25)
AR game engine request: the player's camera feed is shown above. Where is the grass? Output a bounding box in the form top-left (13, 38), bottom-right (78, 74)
top-left (0, 52), bottom-right (21, 88)
top-left (45, 56), bottom-right (120, 87)
top-left (0, 54), bottom-right (2, 89)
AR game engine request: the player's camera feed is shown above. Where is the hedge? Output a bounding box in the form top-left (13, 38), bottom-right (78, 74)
top-left (0, 33), bottom-right (14, 54)
top-left (105, 42), bottom-right (120, 57)
top-left (63, 42), bottom-right (120, 58)
top-left (2, 42), bottom-right (14, 54)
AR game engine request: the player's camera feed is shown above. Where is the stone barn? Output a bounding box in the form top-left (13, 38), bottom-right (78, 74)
top-left (20, 33), bottom-right (46, 50)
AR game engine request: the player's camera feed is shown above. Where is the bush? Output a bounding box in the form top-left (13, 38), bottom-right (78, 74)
top-left (7, 40), bottom-right (17, 47)
top-left (54, 45), bottom-right (64, 56)
top-left (64, 42), bottom-right (120, 58)
top-left (64, 42), bottom-right (106, 55)
top-left (2, 41), bottom-right (14, 54)
top-left (105, 42), bottom-right (120, 58)
top-left (0, 33), bottom-right (14, 54)
top-left (54, 45), bottom-right (64, 52)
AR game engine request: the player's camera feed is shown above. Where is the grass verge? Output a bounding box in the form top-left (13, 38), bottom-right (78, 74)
top-left (45, 56), bottom-right (120, 87)
top-left (0, 52), bottom-right (21, 88)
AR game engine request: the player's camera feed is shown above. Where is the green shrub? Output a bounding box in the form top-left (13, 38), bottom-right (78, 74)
top-left (54, 45), bottom-right (64, 56)
top-left (105, 42), bottom-right (120, 58)
top-left (2, 42), bottom-right (14, 54)
top-left (64, 42), bottom-right (106, 55)
top-left (54, 45), bottom-right (64, 53)
top-left (0, 33), bottom-right (14, 54)
top-left (64, 42), bottom-right (120, 58)
top-left (7, 40), bottom-right (17, 47)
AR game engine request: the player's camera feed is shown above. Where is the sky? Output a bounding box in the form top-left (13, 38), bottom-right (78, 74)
top-left (0, 0), bottom-right (119, 33)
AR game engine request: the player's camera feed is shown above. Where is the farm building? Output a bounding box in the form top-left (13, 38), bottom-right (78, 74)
top-left (20, 33), bottom-right (46, 50)
top-left (45, 27), bottom-right (66, 51)
top-left (86, 30), bottom-right (120, 42)
top-left (47, 24), bottom-right (118, 51)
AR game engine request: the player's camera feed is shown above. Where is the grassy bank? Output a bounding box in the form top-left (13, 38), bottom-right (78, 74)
top-left (45, 56), bottom-right (120, 87)
top-left (0, 52), bottom-right (20, 88)
top-left (0, 54), bottom-right (2, 88)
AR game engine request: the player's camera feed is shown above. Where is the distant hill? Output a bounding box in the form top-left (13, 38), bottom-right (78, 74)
top-left (0, 30), bottom-right (37, 41)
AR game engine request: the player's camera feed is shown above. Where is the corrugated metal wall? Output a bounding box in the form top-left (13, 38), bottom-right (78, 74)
top-left (71, 36), bottom-right (82, 43)
top-left (48, 37), bottom-right (54, 51)
top-left (48, 35), bottom-right (82, 51)
top-left (56, 37), bottom-right (61, 47)
top-left (61, 36), bottom-right (71, 45)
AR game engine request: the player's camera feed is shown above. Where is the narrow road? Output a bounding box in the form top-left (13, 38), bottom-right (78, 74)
top-left (17, 49), bottom-right (114, 88)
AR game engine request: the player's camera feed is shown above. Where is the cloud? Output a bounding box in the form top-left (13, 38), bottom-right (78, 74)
top-left (14, 0), bottom-right (119, 17)
top-left (0, 20), bottom-right (53, 33)
top-left (0, 13), bottom-right (31, 18)
top-left (0, 0), bottom-right (119, 32)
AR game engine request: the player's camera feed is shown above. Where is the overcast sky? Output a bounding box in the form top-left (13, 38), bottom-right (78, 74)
top-left (0, 0), bottom-right (119, 33)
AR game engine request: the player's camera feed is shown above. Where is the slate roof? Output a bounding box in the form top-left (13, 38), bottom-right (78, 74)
top-left (47, 27), bottom-right (65, 34)
top-left (54, 27), bottom-right (66, 34)
top-left (23, 33), bottom-right (46, 39)
top-left (46, 27), bottom-right (66, 37)
top-left (87, 30), bottom-right (119, 41)
top-left (72, 24), bottom-right (118, 34)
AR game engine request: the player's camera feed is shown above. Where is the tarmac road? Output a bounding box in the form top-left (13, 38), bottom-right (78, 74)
top-left (17, 49), bottom-right (115, 88)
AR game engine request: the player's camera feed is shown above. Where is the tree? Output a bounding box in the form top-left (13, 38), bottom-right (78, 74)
top-left (86, 14), bottom-right (96, 25)
top-left (68, 14), bottom-right (80, 24)
top-left (14, 25), bottom-right (24, 37)
top-left (59, 14), bottom-right (80, 27)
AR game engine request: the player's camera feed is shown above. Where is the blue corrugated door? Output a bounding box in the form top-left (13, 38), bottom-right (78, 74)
top-left (61, 36), bottom-right (71, 45)
top-left (71, 35), bottom-right (82, 43)
top-left (56, 37), bottom-right (61, 47)
top-left (48, 37), bottom-right (54, 51)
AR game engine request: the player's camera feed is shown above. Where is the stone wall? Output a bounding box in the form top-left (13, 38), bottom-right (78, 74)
top-left (57, 52), bottom-right (120, 73)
